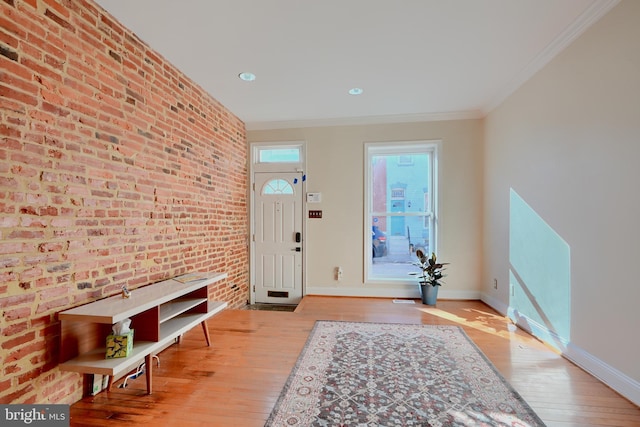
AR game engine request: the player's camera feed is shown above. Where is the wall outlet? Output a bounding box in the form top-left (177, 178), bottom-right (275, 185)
top-left (493, 278), bottom-right (498, 289)
top-left (335, 267), bottom-right (343, 281)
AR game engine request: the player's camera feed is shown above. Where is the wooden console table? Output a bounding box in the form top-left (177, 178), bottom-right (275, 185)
top-left (58, 272), bottom-right (227, 395)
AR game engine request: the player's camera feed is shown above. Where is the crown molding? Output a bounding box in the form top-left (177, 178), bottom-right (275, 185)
top-left (245, 110), bottom-right (483, 132)
top-left (245, 1), bottom-right (620, 132)
top-left (482, 0), bottom-right (621, 115)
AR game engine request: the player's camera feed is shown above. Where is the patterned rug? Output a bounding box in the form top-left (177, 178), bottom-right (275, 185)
top-left (265, 321), bottom-right (545, 427)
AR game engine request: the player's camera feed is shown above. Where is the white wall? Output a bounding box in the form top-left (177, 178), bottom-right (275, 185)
top-left (248, 120), bottom-right (483, 299)
top-left (483, 0), bottom-right (640, 403)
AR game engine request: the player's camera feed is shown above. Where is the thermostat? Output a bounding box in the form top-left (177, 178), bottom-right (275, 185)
top-left (306, 192), bottom-right (322, 203)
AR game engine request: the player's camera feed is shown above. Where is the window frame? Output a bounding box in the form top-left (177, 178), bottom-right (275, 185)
top-left (364, 141), bottom-right (439, 284)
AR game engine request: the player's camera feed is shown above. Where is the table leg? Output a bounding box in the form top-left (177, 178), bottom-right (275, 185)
top-left (201, 320), bottom-right (211, 346)
top-left (145, 353), bottom-right (153, 394)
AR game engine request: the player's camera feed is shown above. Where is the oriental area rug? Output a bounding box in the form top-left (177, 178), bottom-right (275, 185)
top-left (265, 321), bottom-right (545, 427)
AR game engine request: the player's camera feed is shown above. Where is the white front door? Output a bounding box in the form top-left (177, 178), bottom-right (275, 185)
top-left (254, 172), bottom-right (303, 304)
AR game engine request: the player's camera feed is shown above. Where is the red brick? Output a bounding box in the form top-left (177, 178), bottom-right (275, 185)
top-left (35, 296), bottom-right (69, 314)
top-left (8, 230), bottom-right (45, 239)
top-left (0, 84), bottom-right (38, 106)
top-left (0, 378), bottom-right (12, 394)
top-left (0, 294), bottom-right (36, 309)
top-left (2, 321), bottom-right (28, 337)
top-left (37, 286), bottom-right (68, 300)
top-left (16, 366), bottom-right (45, 385)
top-left (41, 0), bottom-right (70, 19)
top-left (1, 331), bottom-right (36, 350)
top-left (5, 336), bottom-right (46, 362)
top-left (0, 11), bottom-right (27, 40)
top-left (4, 364), bottom-right (21, 375)
top-left (0, 69), bottom-right (38, 95)
top-left (3, 306), bottom-right (31, 324)
top-left (44, 8), bottom-right (74, 32)
top-left (0, 216), bottom-right (20, 227)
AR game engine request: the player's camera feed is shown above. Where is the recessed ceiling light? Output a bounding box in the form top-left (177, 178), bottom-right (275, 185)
top-left (238, 72), bottom-right (256, 82)
top-left (348, 87), bottom-right (363, 95)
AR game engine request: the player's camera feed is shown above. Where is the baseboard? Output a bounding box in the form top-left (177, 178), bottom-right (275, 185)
top-left (305, 286), bottom-right (480, 300)
top-left (481, 292), bottom-right (640, 407)
top-left (480, 292), bottom-right (509, 316)
top-left (506, 307), bottom-right (571, 352)
top-left (566, 342), bottom-right (640, 406)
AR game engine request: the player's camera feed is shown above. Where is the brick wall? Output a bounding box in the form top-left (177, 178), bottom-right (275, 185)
top-left (0, 0), bottom-right (248, 404)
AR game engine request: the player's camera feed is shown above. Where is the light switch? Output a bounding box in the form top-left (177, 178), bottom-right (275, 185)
top-left (308, 210), bottom-right (322, 218)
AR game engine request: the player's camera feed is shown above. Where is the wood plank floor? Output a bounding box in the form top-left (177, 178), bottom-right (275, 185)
top-left (69, 296), bottom-right (640, 426)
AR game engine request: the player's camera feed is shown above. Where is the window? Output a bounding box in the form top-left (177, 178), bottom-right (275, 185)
top-left (365, 141), bottom-right (438, 282)
top-left (252, 142), bottom-right (305, 174)
top-left (262, 179), bottom-right (294, 195)
top-left (258, 146), bottom-right (301, 163)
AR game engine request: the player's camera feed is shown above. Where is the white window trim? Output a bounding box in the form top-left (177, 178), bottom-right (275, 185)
top-left (363, 140), bottom-right (440, 285)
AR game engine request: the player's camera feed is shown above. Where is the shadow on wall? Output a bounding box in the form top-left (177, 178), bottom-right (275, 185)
top-left (509, 188), bottom-right (571, 352)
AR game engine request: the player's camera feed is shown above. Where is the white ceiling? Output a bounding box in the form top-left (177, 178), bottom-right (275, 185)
top-left (95, 0), bottom-right (617, 130)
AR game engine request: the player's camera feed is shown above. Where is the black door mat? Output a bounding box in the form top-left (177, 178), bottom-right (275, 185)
top-left (243, 303), bottom-right (297, 312)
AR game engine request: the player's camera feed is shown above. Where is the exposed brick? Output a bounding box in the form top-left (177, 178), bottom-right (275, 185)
top-left (0, 378), bottom-right (13, 395)
top-left (0, 294), bottom-right (36, 309)
top-left (44, 9), bottom-right (74, 32)
top-left (0, 84), bottom-right (38, 106)
top-left (0, 0), bottom-right (247, 405)
top-left (0, 44), bottom-right (18, 61)
top-left (35, 296), bottom-right (69, 314)
top-left (37, 286), bottom-right (68, 300)
top-left (4, 365), bottom-right (21, 376)
top-left (0, 216), bottom-right (20, 227)
top-left (8, 230), bottom-right (45, 239)
top-left (17, 367), bottom-right (44, 385)
top-left (4, 307), bottom-right (32, 322)
top-left (2, 321), bottom-right (28, 337)
top-left (41, 0), bottom-right (70, 19)
top-left (1, 331), bottom-right (36, 350)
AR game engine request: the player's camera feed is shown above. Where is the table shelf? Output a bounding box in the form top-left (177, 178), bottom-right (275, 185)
top-left (58, 273), bottom-right (227, 395)
top-left (160, 298), bottom-right (208, 324)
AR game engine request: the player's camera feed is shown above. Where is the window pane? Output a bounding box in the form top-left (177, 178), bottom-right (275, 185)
top-left (371, 215), bottom-right (432, 279)
top-left (259, 148), bottom-right (300, 163)
top-left (262, 179), bottom-right (294, 195)
top-left (368, 147), bottom-right (435, 282)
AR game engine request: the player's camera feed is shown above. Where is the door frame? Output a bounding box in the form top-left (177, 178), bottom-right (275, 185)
top-left (249, 141), bottom-right (307, 304)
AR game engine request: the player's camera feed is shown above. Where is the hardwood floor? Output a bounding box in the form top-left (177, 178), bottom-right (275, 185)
top-left (69, 296), bottom-right (640, 426)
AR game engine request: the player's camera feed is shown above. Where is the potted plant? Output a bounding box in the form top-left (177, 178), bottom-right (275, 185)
top-left (410, 250), bottom-right (449, 305)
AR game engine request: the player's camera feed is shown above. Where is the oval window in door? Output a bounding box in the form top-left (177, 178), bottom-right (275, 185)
top-left (262, 179), bottom-right (294, 195)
